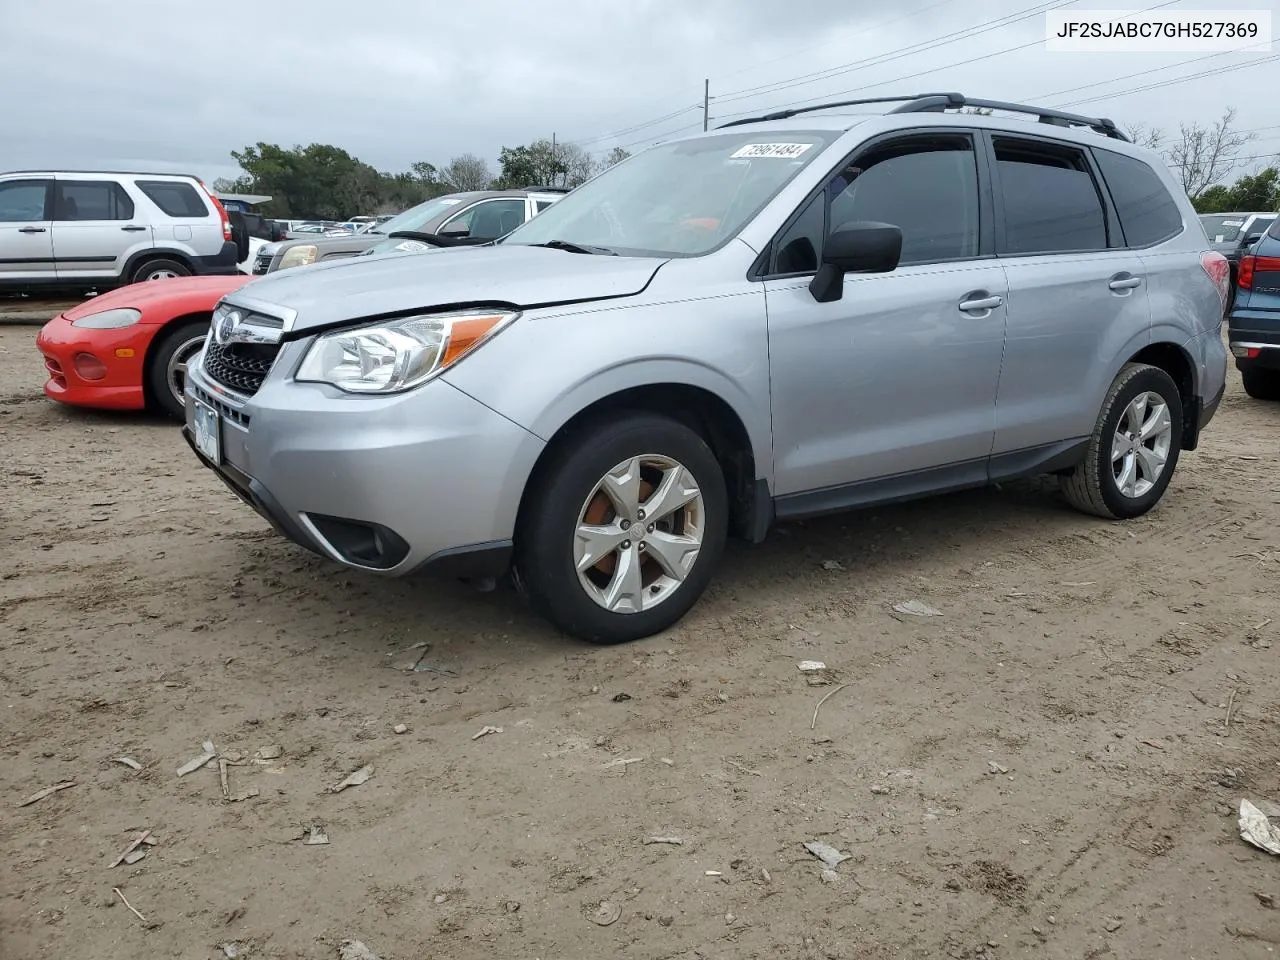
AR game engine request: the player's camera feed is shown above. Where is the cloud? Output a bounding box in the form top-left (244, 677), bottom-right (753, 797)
top-left (2, 0), bottom-right (1276, 184)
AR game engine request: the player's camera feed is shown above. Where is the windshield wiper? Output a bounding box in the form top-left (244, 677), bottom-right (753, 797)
top-left (530, 239), bottom-right (617, 256)
top-left (386, 230), bottom-right (473, 247)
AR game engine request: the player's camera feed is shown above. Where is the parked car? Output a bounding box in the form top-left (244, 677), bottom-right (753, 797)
top-left (184, 93), bottom-right (1228, 644)
top-left (253, 189), bottom-right (564, 275)
top-left (1227, 215), bottom-right (1280, 400)
top-left (1200, 211), bottom-right (1277, 307)
top-left (0, 171), bottom-right (241, 294)
top-left (35, 233), bottom-right (462, 419)
top-left (37, 274), bottom-right (253, 418)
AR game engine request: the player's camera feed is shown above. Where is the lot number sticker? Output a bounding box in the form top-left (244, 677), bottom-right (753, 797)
top-left (731, 142), bottom-right (814, 159)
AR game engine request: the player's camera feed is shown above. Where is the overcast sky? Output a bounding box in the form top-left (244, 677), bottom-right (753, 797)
top-left (2, 0), bottom-right (1276, 184)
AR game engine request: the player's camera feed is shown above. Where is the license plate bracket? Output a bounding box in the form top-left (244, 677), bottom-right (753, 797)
top-left (192, 398), bottom-right (222, 464)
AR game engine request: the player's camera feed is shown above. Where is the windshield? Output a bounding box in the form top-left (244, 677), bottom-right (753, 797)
top-left (1199, 214), bottom-right (1247, 243)
top-left (375, 195), bottom-right (473, 236)
top-left (501, 131), bottom-right (838, 257)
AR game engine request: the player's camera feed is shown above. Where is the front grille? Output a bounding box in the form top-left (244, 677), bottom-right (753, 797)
top-left (252, 251), bottom-right (273, 275)
top-left (201, 340), bottom-right (281, 397)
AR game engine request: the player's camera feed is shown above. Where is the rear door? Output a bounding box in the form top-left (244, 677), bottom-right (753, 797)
top-left (50, 177), bottom-right (147, 281)
top-left (134, 178), bottom-right (220, 255)
top-left (0, 178), bottom-right (55, 281)
top-left (987, 132), bottom-right (1151, 454)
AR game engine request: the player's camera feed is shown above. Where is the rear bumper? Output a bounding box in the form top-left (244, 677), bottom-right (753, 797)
top-left (1227, 308), bottom-right (1280, 371)
top-left (35, 315), bottom-right (149, 410)
top-left (194, 240), bottom-right (243, 276)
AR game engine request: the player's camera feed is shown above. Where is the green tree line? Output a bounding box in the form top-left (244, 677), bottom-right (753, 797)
top-left (212, 140), bottom-right (630, 220)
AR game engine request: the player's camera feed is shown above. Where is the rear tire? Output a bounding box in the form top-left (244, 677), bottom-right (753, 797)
top-left (1060, 363), bottom-right (1183, 520)
top-left (131, 258), bottom-right (191, 284)
top-left (515, 412), bottom-right (728, 644)
top-left (147, 319), bottom-right (209, 419)
top-left (1241, 368), bottom-right (1280, 401)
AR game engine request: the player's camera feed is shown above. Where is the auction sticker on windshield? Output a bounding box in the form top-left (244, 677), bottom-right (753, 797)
top-left (731, 142), bottom-right (814, 159)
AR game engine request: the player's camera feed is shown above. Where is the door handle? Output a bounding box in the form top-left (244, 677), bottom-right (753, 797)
top-left (959, 295), bottom-right (1003, 312)
top-left (1108, 276), bottom-right (1142, 291)
top-left (18, 226), bottom-right (46, 234)
top-left (121, 225), bottom-right (148, 232)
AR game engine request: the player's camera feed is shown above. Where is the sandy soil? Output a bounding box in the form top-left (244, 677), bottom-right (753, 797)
top-left (2, 323), bottom-right (1279, 960)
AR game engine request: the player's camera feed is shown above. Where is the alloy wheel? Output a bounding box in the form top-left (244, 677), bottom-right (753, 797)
top-left (574, 454), bottom-right (705, 614)
top-left (1111, 390), bottom-right (1173, 498)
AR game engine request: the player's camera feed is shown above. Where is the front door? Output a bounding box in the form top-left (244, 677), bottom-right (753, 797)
top-left (0, 178), bottom-right (55, 282)
top-left (764, 131), bottom-right (1007, 504)
top-left (50, 178), bottom-right (148, 281)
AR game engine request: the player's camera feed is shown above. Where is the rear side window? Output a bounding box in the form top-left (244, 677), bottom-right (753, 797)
top-left (993, 138), bottom-right (1107, 255)
top-left (55, 181), bottom-right (135, 221)
top-left (0, 179), bottom-right (49, 221)
top-left (137, 180), bottom-right (209, 218)
top-left (1093, 149), bottom-right (1182, 247)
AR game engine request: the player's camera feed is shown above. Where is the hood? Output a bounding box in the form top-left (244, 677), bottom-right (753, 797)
top-left (225, 244), bottom-right (668, 332)
top-left (281, 233), bottom-right (380, 252)
top-left (62, 275), bottom-right (253, 320)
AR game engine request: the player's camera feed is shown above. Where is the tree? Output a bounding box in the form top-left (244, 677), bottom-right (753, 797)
top-left (1123, 123), bottom-right (1164, 151)
top-left (222, 143), bottom-right (453, 218)
top-left (495, 139), bottom-right (598, 189)
top-left (1165, 107), bottom-right (1257, 200)
top-left (440, 153), bottom-right (494, 192)
top-left (1194, 166), bottom-right (1280, 213)
top-left (601, 146), bottom-right (631, 169)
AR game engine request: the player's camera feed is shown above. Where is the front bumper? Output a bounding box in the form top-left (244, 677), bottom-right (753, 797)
top-left (184, 358), bottom-right (545, 578)
top-left (35, 315), bottom-right (150, 410)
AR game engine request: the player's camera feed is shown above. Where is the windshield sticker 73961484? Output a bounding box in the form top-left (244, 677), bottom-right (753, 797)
top-left (730, 142), bottom-right (814, 159)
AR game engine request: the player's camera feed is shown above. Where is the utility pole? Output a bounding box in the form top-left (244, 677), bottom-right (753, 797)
top-left (551, 132), bottom-right (557, 187)
top-left (703, 79), bottom-right (710, 131)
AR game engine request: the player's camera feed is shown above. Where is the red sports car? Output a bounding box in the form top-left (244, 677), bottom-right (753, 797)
top-left (36, 274), bottom-right (252, 419)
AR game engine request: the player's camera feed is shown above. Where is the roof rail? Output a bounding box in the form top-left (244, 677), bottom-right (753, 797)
top-left (523, 185), bottom-right (571, 193)
top-left (719, 92), bottom-right (1129, 141)
top-left (717, 94), bottom-right (959, 128)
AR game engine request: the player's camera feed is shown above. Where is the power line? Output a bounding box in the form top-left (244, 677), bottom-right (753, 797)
top-left (712, 0), bottom-right (1179, 125)
top-left (572, 105), bottom-right (701, 148)
top-left (1033, 39), bottom-right (1270, 103)
top-left (1058, 53), bottom-right (1280, 107)
top-left (713, 0), bottom-right (1074, 106)
top-left (560, 0), bottom-right (968, 148)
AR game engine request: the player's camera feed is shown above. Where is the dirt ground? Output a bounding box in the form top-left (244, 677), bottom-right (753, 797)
top-left (2, 322), bottom-right (1279, 960)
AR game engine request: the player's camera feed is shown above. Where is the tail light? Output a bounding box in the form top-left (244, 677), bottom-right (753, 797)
top-left (1200, 251), bottom-right (1230, 306)
top-left (198, 179), bottom-right (233, 242)
top-left (1238, 254), bottom-right (1280, 291)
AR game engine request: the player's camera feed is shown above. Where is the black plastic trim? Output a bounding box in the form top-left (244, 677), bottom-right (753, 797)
top-left (412, 540), bottom-right (514, 579)
top-left (774, 439), bottom-right (1089, 521)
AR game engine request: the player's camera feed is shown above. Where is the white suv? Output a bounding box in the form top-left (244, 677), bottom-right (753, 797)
top-left (0, 170), bottom-right (241, 293)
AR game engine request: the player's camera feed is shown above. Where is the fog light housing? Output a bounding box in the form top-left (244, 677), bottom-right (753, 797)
top-left (73, 352), bottom-right (107, 381)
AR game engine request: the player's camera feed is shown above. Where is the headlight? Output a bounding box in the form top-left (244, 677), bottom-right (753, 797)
top-left (71, 308), bottom-right (141, 329)
top-left (278, 245), bottom-right (318, 270)
top-left (296, 309), bottom-right (518, 394)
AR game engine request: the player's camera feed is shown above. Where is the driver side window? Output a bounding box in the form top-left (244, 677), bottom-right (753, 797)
top-left (770, 134), bottom-right (981, 276)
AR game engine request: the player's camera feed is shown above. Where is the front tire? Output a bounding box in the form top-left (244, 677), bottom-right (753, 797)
top-left (1241, 368), bottom-right (1280, 401)
top-left (1061, 362), bottom-right (1183, 520)
top-left (147, 319), bottom-right (209, 419)
top-left (516, 412), bottom-right (728, 644)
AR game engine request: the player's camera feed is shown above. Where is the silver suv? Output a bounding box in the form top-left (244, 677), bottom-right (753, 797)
top-left (184, 94), bottom-right (1229, 644)
top-left (0, 171), bottom-right (240, 292)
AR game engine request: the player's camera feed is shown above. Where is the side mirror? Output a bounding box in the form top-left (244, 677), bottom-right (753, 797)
top-left (1244, 233), bottom-right (1264, 247)
top-left (438, 222), bottom-right (469, 237)
top-left (809, 221), bottom-right (903, 303)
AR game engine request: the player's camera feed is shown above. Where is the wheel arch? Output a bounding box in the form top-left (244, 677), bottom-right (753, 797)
top-left (1124, 337), bottom-right (1197, 448)
top-left (140, 311), bottom-right (211, 411)
top-left (122, 248), bottom-right (196, 283)
top-left (515, 381), bottom-right (771, 545)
